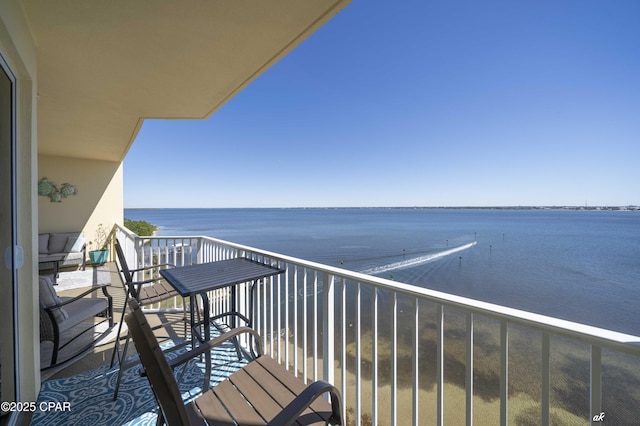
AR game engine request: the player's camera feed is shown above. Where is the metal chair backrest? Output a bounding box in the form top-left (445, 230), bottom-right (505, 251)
top-left (125, 300), bottom-right (193, 426)
top-left (110, 239), bottom-right (183, 401)
top-left (114, 238), bottom-right (134, 284)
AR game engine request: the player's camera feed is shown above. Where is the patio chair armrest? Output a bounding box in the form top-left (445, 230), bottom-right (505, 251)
top-left (128, 263), bottom-right (175, 273)
top-left (167, 327), bottom-right (263, 370)
top-left (101, 284), bottom-right (112, 299)
top-left (266, 380), bottom-right (343, 426)
top-left (56, 284), bottom-right (112, 307)
top-left (128, 275), bottom-right (167, 287)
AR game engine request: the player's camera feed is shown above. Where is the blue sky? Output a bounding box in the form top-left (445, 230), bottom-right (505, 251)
top-left (124, 0), bottom-right (639, 208)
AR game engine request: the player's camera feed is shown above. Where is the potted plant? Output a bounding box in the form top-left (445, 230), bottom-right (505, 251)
top-left (88, 224), bottom-right (110, 266)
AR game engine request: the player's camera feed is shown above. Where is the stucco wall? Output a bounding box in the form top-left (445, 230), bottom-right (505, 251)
top-left (38, 155), bottom-right (124, 247)
top-left (1, 0), bottom-right (126, 406)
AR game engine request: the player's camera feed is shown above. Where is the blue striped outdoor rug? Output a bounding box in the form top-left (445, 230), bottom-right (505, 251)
top-left (32, 330), bottom-right (249, 425)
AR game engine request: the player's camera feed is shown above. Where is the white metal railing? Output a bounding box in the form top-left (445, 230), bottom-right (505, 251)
top-left (113, 225), bottom-right (640, 425)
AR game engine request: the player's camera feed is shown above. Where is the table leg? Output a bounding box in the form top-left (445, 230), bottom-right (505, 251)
top-left (201, 291), bottom-right (211, 392)
top-left (189, 296), bottom-right (197, 351)
top-left (232, 284), bottom-right (247, 360)
top-left (247, 279), bottom-right (268, 358)
top-left (248, 281), bottom-right (257, 357)
top-left (52, 260), bottom-right (60, 284)
top-left (249, 280), bottom-right (258, 329)
top-left (230, 285), bottom-right (237, 329)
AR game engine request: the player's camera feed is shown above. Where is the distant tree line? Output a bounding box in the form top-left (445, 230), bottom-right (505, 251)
top-left (124, 218), bottom-right (158, 236)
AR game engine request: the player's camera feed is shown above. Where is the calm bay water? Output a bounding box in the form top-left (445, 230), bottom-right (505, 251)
top-left (124, 208), bottom-right (640, 335)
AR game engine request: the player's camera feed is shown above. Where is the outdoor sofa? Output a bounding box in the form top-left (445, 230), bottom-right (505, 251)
top-left (38, 232), bottom-right (87, 272)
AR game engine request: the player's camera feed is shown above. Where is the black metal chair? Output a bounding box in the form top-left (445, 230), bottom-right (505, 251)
top-left (126, 300), bottom-right (343, 426)
top-left (39, 275), bottom-right (113, 369)
top-left (110, 238), bottom-right (187, 399)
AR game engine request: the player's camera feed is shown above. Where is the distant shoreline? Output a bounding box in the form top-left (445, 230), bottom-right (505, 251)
top-left (125, 205), bottom-right (640, 211)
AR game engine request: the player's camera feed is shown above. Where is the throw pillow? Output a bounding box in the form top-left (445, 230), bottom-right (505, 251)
top-left (38, 234), bottom-right (50, 254)
top-left (38, 276), bottom-right (69, 321)
top-left (64, 234), bottom-right (85, 253)
top-left (48, 233), bottom-right (69, 254)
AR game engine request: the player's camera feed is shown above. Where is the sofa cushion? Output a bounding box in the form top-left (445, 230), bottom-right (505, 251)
top-left (39, 276), bottom-right (69, 321)
top-left (39, 252), bottom-right (85, 269)
top-left (61, 252), bottom-right (84, 261)
top-left (63, 234), bottom-right (85, 253)
top-left (48, 233), bottom-right (70, 254)
top-left (60, 252), bottom-right (85, 267)
top-left (57, 297), bottom-right (109, 333)
top-left (39, 253), bottom-right (66, 262)
top-left (39, 234), bottom-right (50, 254)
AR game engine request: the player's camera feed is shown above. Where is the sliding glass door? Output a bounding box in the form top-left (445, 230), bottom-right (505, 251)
top-left (0, 52), bottom-right (18, 412)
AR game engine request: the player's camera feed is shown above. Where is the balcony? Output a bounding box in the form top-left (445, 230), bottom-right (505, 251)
top-left (41, 226), bottom-right (640, 425)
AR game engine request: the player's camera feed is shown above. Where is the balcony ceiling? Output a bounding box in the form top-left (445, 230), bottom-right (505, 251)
top-left (22, 0), bottom-right (350, 162)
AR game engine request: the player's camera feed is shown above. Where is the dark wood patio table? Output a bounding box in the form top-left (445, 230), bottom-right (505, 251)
top-left (160, 257), bottom-right (284, 389)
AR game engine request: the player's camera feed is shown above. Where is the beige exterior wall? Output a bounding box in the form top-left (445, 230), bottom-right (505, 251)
top-left (0, 0), bottom-right (40, 401)
top-left (0, 0), bottom-right (127, 404)
top-left (38, 155), bottom-right (124, 249)
top-left (0, 0), bottom-right (127, 399)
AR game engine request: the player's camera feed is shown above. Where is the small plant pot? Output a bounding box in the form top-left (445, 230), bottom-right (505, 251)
top-left (89, 249), bottom-right (109, 266)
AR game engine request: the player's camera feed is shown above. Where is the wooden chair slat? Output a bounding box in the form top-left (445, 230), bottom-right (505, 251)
top-left (254, 357), bottom-right (334, 420)
top-left (239, 360), bottom-right (328, 424)
top-left (228, 367), bottom-right (300, 423)
top-left (189, 391), bottom-right (234, 425)
top-left (211, 379), bottom-right (265, 424)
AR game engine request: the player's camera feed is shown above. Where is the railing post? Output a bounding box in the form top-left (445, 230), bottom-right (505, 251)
top-left (590, 345), bottom-right (602, 426)
top-left (391, 292), bottom-right (397, 426)
top-left (313, 272), bottom-right (318, 380)
top-left (356, 282), bottom-right (362, 424)
top-left (196, 237), bottom-right (203, 264)
top-left (277, 268), bottom-right (282, 363)
top-left (322, 272), bottom-right (335, 387)
top-left (372, 287), bottom-right (378, 426)
top-left (412, 297), bottom-right (419, 426)
top-left (437, 304), bottom-right (444, 426)
top-left (133, 235), bottom-right (141, 272)
top-left (500, 321), bottom-right (508, 426)
top-left (293, 266), bottom-right (299, 378)
top-left (302, 268), bottom-right (308, 383)
top-left (542, 333), bottom-right (550, 426)
top-left (466, 312), bottom-right (474, 426)
top-left (340, 279), bottom-right (347, 424)
top-left (285, 262), bottom-right (290, 371)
